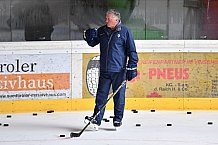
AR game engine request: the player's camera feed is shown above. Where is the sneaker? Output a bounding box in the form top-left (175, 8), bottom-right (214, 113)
top-left (92, 123), bottom-right (99, 131)
top-left (113, 120), bottom-right (122, 127)
top-left (84, 116), bottom-right (99, 131)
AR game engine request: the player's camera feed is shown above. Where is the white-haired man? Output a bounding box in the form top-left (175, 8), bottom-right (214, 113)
top-left (84, 9), bottom-right (138, 130)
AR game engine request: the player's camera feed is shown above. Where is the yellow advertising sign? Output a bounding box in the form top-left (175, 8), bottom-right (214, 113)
top-left (83, 53), bottom-right (218, 98)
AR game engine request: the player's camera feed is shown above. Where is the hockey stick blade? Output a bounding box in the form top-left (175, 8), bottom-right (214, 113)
top-left (70, 132), bottom-right (80, 138)
top-left (70, 121), bottom-right (91, 138)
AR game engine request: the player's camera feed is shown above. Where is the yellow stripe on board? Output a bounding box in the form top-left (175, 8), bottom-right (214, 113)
top-left (1, 98), bottom-right (218, 113)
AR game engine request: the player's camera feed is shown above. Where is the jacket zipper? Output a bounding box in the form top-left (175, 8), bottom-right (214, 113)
top-left (106, 32), bottom-right (114, 72)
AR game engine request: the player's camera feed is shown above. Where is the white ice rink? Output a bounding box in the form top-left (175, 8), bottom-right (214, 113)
top-left (0, 110), bottom-right (218, 145)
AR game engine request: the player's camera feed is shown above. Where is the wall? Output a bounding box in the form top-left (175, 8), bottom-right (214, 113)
top-left (0, 40), bottom-right (218, 113)
top-left (1, 0), bottom-right (218, 41)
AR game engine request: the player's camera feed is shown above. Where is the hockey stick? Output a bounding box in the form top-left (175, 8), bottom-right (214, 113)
top-left (70, 80), bottom-right (127, 138)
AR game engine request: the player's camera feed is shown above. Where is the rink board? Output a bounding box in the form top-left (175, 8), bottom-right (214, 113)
top-left (0, 40), bottom-right (218, 113)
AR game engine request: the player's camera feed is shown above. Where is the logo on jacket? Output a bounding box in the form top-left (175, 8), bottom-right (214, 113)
top-left (117, 34), bottom-right (120, 38)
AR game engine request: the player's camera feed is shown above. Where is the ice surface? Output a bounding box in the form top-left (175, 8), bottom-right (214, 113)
top-left (0, 110), bottom-right (218, 145)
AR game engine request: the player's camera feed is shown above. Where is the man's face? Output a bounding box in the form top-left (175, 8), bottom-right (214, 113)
top-left (105, 13), bottom-right (118, 29)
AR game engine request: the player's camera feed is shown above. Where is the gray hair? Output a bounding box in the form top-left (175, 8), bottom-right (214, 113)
top-left (106, 9), bottom-right (121, 21)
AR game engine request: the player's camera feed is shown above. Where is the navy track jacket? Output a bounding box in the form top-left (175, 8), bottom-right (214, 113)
top-left (87, 22), bottom-right (138, 72)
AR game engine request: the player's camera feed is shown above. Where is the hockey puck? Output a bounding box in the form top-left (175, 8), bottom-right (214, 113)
top-left (167, 123), bottom-right (172, 126)
top-left (132, 110), bottom-right (138, 113)
top-left (208, 122), bottom-right (213, 125)
top-left (136, 124), bottom-right (141, 127)
top-left (3, 123), bottom-right (9, 127)
top-left (150, 110), bottom-right (155, 112)
top-left (33, 113), bottom-right (38, 116)
top-left (6, 115), bottom-right (12, 118)
top-left (102, 118), bottom-right (110, 122)
top-left (187, 111), bottom-right (192, 114)
top-left (59, 134), bottom-right (65, 137)
top-left (109, 116), bottom-right (114, 118)
top-left (47, 110), bottom-right (54, 113)
top-left (105, 119), bottom-right (110, 122)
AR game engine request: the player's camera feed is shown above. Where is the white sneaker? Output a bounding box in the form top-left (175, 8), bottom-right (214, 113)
top-left (93, 124), bottom-right (99, 131)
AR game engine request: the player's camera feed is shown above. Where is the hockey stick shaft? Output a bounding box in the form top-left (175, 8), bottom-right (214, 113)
top-left (70, 80), bottom-right (127, 138)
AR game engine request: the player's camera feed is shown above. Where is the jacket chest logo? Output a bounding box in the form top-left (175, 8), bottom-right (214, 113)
top-left (117, 34), bottom-right (120, 38)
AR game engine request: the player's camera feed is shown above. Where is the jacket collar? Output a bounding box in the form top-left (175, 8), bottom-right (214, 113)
top-left (116, 21), bottom-right (122, 31)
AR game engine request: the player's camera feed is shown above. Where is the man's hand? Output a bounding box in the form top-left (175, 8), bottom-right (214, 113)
top-left (126, 68), bottom-right (137, 81)
top-left (83, 28), bottom-right (98, 42)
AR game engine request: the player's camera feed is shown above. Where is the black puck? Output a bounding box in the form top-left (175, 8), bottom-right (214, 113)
top-left (167, 123), bottom-right (172, 126)
top-left (102, 118), bottom-right (110, 122)
top-left (59, 134), bottom-right (65, 137)
top-left (33, 113), bottom-right (38, 116)
top-left (47, 110), bottom-right (54, 113)
top-left (187, 112), bottom-right (192, 114)
top-left (6, 115), bottom-right (12, 118)
top-left (150, 110), bottom-right (155, 112)
top-left (208, 122), bottom-right (213, 125)
top-left (132, 110), bottom-right (138, 113)
top-left (109, 116), bottom-right (114, 118)
top-left (105, 119), bottom-right (110, 122)
top-left (136, 124), bottom-right (141, 127)
top-left (3, 123), bottom-right (9, 127)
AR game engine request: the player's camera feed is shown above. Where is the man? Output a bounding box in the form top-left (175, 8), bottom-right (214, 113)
top-left (84, 9), bottom-right (138, 130)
